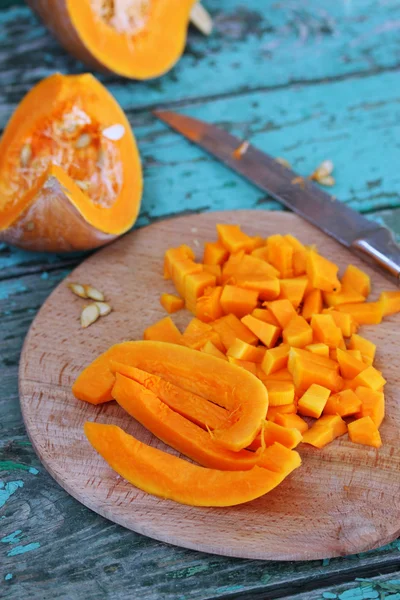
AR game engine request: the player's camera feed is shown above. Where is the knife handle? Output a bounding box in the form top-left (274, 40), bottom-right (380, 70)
top-left (351, 227), bottom-right (400, 286)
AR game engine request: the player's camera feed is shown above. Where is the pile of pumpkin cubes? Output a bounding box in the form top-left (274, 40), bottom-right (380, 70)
top-left (144, 224), bottom-right (400, 450)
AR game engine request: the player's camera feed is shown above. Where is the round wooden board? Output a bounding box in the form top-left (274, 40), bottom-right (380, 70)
top-left (19, 210), bottom-right (400, 561)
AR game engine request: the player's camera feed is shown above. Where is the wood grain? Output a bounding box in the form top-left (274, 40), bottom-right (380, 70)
top-left (18, 210), bottom-right (400, 561)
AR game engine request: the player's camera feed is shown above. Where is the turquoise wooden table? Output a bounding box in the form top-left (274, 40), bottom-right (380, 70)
top-left (1, 1), bottom-right (400, 598)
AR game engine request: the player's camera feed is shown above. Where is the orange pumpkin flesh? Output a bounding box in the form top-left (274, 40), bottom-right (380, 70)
top-left (84, 422), bottom-right (299, 507)
top-left (73, 340), bottom-right (269, 452)
top-left (0, 73), bottom-right (142, 251)
top-left (28, 0), bottom-right (197, 80)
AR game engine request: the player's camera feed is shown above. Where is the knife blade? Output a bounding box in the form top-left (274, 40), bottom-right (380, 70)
top-left (154, 110), bottom-right (400, 286)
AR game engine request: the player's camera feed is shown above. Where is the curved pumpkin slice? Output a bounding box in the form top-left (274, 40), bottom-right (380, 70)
top-left (113, 372), bottom-right (274, 471)
top-left (0, 73), bottom-right (142, 251)
top-left (84, 422), bottom-right (296, 507)
top-left (73, 341), bottom-right (268, 451)
top-left (111, 362), bottom-right (228, 431)
top-left (28, 1), bottom-right (197, 80)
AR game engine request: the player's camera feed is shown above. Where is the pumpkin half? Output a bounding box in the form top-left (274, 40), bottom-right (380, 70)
top-left (0, 73), bottom-right (142, 251)
top-left (28, 0), bottom-right (197, 80)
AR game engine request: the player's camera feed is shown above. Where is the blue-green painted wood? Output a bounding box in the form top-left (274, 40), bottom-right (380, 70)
top-left (1, 1), bottom-right (400, 599)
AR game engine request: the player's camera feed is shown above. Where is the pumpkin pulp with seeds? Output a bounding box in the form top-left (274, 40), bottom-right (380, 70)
top-left (0, 73), bottom-right (142, 252)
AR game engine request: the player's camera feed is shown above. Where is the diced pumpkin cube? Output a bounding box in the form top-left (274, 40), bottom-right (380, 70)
top-left (227, 356), bottom-right (257, 375)
top-left (348, 416), bottom-right (382, 448)
top-left (160, 293), bottom-right (184, 314)
top-left (258, 442), bottom-right (302, 473)
top-left (323, 389), bottom-right (361, 417)
top-left (266, 403), bottom-right (297, 420)
top-left (236, 277), bottom-right (280, 301)
top-left (379, 291), bottom-right (400, 316)
top-left (322, 308), bottom-right (358, 337)
top-left (183, 319), bottom-right (224, 352)
top-left (348, 334), bottom-right (376, 366)
top-left (216, 223), bottom-right (254, 253)
top-left (164, 244), bottom-right (195, 279)
top-left (305, 343), bottom-right (329, 357)
top-left (200, 340), bottom-right (228, 361)
top-left (355, 387), bottom-right (385, 427)
top-left (341, 264), bottom-right (371, 297)
top-left (196, 286), bottom-right (224, 323)
top-left (143, 317), bottom-right (183, 345)
top-left (336, 348), bottom-right (368, 379)
top-left (171, 258), bottom-right (203, 297)
top-left (185, 271), bottom-right (216, 313)
top-left (249, 421), bottom-right (302, 451)
top-left (311, 313), bottom-right (344, 348)
top-left (302, 289), bottom-right (323, 321)
top-left (289, 356), bottom-right (342, 394)
top-left (265, 381), bottom-right (295, 406)
top-left (261, 344), bottom-right (290, 375)
top-left (202, 264), bottom-right (222, 283)
top-left (306, 250), bottom-right (341, 293)
top-left (350, 366), bottom-right (386, 391)
top-left (260, 368), bottom-right (293, 383)
top-left (274, 413), bottom-right (308, 434)
top-left (268, 299), bottom-right (297, 328)
top-left (203, 241), bottom-right (229, 266)
top-left (302, 415), bottom-right (347, 448)
top-left (267, 235), bottom-right (294, 278)
top-left (336, 302), bottom-right (383, 325)
top-left (289, 347), bottom-right (339, 371)
top-left (227, 339), bottom-right (266, 363)
top-left (223, 253), bottom-right (279, 283)
top-left (248, 236), bottom-right (265, 251)
top-left (241, 315), bottom-right (281, 348)
top-left (346, 349), bottom-right (363, 361)
top-left (284, 234), bottom-right (307, 276)
top-left (220, 285), bottom-right (258, 318)
top-left (211, 314), bottom-right (258, 349)
top-left (278, 277), bottom-right (308, 309)
top-left (252, 308), bottom-right (280, 326)
top-left (323, 285), bottom-right (365, 307)
top-left (298, 384), bottom-right (331, 418)
top-left (283, 315), bottom-right (313, 348)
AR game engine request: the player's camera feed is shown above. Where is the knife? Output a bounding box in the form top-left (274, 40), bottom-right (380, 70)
top-left (154, 110), bottom-right (400, 286)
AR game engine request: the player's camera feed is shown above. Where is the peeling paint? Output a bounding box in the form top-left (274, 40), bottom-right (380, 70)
top-left (1, 530), bottom-right (23, 544)
top-left (4, 573), bottom-right (13, 581)
top-left (7, 542), bottom-right (40, 557)
top-left (0, 480), bottom-right (23, 508)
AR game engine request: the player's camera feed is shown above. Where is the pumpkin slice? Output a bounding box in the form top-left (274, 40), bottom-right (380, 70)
top-left (28, 1), bottom-right (197, 80)
top-left (84, 422), bottom-right (299, 507)
top-left (73, 341), bottom-right (268, 451)
top-left (0, 73), bottom-right (142, 251)
top-left (111, 362), bottom-right (228, 430)
top-left (112, 372), bottom-right (281, 471)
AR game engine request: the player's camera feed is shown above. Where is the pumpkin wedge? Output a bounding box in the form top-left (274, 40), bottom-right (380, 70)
top-left (112, 372), bottom-right (279, 471)
top-left (84, 422), bottom-right (299, 507)
top-left (28, 0), bottom-right (197, 80)
top-left (73, 341), bottom-right (269, 451)
top-left (0, 73), bottom-right (142, 251)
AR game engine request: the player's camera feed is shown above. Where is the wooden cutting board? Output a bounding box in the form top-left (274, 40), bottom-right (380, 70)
top-left (19, 210), bottom-right (400, 561)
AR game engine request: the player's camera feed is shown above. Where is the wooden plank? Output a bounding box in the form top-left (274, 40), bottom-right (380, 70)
top-left (1, 0), bottom-right (400, 118)
top-left (1, 269), bottom-right (400, 600)
top-left (1, 68), bottom-right (400, 278)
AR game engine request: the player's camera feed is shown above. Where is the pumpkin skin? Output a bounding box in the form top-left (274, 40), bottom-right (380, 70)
top-left (73, 340), bottom-right (269, 452)
top-left (0, 73), bottom-right (142, 252)
top-left (27, 0), bottom-right (197, 80)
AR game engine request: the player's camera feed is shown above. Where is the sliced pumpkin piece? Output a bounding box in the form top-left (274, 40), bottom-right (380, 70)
top-left (341, 264), bottom-right (371, 297)
top-left (143, 316), bottom-right (183, 345)
top-left (336, 348), bottom-right (368, 379)
top-left (261, 344), bottom-right (290, 376)
top-left (182, 318), bottom-right (224, 352)
top-left (227, 357), bottom-right (257, 375)
top-left (267, 299), bottom-right (297, 328)
top-left (217, 223), bottom-right (254, 253)
top-left (278, 277), bottom-right (308, 309)
top-left (200, 340), bottom-right (227, 361)
top-left (379, 291), bottom-right (400, 316)
top-left (355, 387), bottom-right (385, 427)
top-left (311, 314), bottom-right (344, 348)
top-left (185, 271), bottom-right (216, 313)
top-left (0, 73), bottom-right (142, 251)
top-left (251, 308), bottom-right (280, 326)
top-left (305, 343), bottom-right (330, 357)
top-left (220, 285), bottom-right (258, 318)
top-left (222, 252), bottom-right (279, 283)
top-left (297, 384), bottom-right (331, 418)
top-left (249, 421), bottom-right (303, 451)
top-left (302, 289), bottom-right (323, 321)
top-left (302, 415), bottom-right (347, 448)
top-left (274, 413), bottom-right (309, 434)
top-left (227, 339), bottom-right (266, 363)
top-left (348, 334), bottom-right (376, 366)
top-left (203, 241), bottom-right (229, 266)
top-left (349, 366), bottom-right (386, 391)
top-left (30, 1), bottom-right (198, 80)
top-left (171, 258), bottom-right (203, 297)
top-left (74, 341), bottom-right (268, 451)
top-left (336, 302), bottom-right (383, 325)
top-left (323, 389), bottom-right (361, 417)
top-left (211, 313), bottom-right (258, 349)
top-left (85, 423), bottom-right (298, 507)
top-left (306, 250), bottom-right (341, 293)
top-left (348, 416), bottom-right (382, 448)
top-left (284, 234), bottom-right (307, 276)
top-left (236, 277), bottom-right (280, 301)
top-left (241, 314), bottom-right (281, 348)
top-left (322, 308), bottom-right (358, 337)
top-left (266, 403), bottom-right (297, 420)
top-left (323, 285), bottom-right (365, 307)
top-left (282, 315), bottom-right (313, 348)
top-left (160, 293), bottom-right (184, 314)
top-left (164, 244), bottom-right (195, 279)
top-left (196, 286), bottom-right (224, 323)
top-left (265, 381), bottom-right (295, 406)
top-left (267, 235), bottom-right (294, 278)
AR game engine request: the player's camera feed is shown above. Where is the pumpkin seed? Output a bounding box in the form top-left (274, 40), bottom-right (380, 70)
top-left (102, 124), bottom-right (125, 141)
top-left (81, 303), bottom-right (100, 328)
top-left (95, 301), bottom-right (112, 316)
top-left (20, 144), bottom-right (32, 167)
top-left (84, 285), bottom-right (105, 301)
top-left (68, 282), bottom-right (88, 298)
top-left (75, 133), bottom-right (92, 149)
